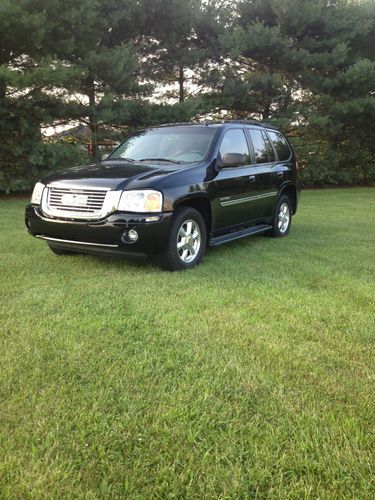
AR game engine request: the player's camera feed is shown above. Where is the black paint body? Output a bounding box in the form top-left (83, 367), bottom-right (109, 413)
top-left (26, 122), bottom-right (299, 258)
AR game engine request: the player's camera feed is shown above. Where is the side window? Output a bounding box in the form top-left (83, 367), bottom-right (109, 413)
top-left (267, 130), bottom-right (292, 161)
top-left (248, 129), bottom-right (275, 164)
top-left (219, 129), bottom-right (250, 164)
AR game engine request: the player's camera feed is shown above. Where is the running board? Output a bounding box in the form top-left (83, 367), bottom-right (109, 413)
top-left (209, 224), bottom-right (272, 247)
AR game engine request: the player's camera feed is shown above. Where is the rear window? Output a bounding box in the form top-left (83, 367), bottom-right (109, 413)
top-left (248, 129), bottom-right (275, 164)
top-left (267, 130), bottom-right (292, 161)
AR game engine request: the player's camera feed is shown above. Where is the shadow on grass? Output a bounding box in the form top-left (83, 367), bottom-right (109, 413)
top-left (84, 232), bottom-right (285, 273)
top-left (36, 223), bottom-right (309, 277)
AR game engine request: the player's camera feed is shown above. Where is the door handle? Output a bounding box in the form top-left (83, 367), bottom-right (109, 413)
top-left (248, 175), bottom-right (256, 183)
top-left (277, 171), bottom-right (284, 177)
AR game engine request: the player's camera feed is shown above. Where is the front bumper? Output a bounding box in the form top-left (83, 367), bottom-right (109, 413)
top-left (25, 205), bottom-right (173, 258)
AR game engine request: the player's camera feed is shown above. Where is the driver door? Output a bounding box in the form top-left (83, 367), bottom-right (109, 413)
top-left (212, 128), bottom-right (260, 230)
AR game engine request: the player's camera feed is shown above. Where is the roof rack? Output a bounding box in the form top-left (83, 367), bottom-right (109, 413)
top-left (224, 119), bottom-right (278, 130)
top-left (157, 122), bottom-right (204, 128)
top-left (155, 120), bottom-right (278, 130)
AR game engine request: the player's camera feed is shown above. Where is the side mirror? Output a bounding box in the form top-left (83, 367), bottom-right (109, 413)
top-left (101, 153), bottom-right (109, 161)
top-left (219, 153), bottom-right (246, 168)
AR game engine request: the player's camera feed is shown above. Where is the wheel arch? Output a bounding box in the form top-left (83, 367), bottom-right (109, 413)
top-left (174, 195), bottom-right (212, 234)
top-left (279, 184), bottom-right (297, 214)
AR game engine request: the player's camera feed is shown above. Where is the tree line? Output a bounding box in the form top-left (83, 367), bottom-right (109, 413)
top-left (1, 0), bottom-right (375, 192)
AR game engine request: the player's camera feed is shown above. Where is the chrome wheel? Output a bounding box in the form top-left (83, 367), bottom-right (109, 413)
top-left (177, 219), bottom-right (201, 263)
top-left (278, 202), bottom-right (290, 233)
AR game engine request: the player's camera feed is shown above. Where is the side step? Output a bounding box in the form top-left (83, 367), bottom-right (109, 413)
top-left (209, 224), bottom-right (272, 247)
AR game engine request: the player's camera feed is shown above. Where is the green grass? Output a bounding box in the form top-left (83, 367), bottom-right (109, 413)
top-left (0, 188), bottom-right (374, 498)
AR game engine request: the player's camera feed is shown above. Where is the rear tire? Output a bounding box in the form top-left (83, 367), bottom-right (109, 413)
top-left (157, 207), bottom-right (206, 271)
top-left (270, 194), bottom-right (292, 237)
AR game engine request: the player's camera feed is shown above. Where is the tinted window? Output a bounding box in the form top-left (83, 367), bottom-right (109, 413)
top-left (248, 129), bottom-right (275, 163)
top-left (219, 129), bottom-right (250, 163)
top-left (267, 130), bottom-right (291, 161)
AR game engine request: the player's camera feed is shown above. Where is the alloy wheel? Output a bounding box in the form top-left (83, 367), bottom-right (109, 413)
top-left (278, 202), bottom-right (290, 233)
top-left (177, 219), bottom-right (201, 263)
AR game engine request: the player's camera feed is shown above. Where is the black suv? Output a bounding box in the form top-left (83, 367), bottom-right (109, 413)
top-left (25, 121), bottom-right (299, 270)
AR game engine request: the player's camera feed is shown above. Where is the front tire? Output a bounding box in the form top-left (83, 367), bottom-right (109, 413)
top-left (157, 207), bottom-right (207, 271)
top-left (270, 194), bottom-right (292, 237)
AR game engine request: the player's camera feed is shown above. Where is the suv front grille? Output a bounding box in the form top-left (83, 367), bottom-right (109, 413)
top-left (48, 187), bottom-right (107, 213)
top-left (43, 186), bottom-right (111, 219)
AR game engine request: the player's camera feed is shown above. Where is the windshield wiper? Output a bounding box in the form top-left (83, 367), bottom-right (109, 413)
top-left (137, 157), bottom-right (183, 164)
top-left (109, 157), bottom-right (135, 162)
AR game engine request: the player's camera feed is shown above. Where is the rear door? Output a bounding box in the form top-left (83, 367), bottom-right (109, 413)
top-left (212, 128), bottom-right (260, 230)
top-left (266, 129), bottom-right (294, 190)
top-left (246, 127), bottom-right (279, 218)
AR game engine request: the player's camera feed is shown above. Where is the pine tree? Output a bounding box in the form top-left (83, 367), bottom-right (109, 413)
top-left (0, 0), bottom-right (82, 191)
top-left (216, 0), bottom-right (375, 184)
top-left (1, 0), bottom-right (375, 190)
top-left (143, 0), bottom-right (224, 104)
top-left (36, 0), bottom-right (153, 160)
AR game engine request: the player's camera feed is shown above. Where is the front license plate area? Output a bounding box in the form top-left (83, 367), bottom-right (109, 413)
top-left (61, 193), bottom-right (88, 206)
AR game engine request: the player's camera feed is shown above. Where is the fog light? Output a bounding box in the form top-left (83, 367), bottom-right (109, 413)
top-left (128, 229), bottom-right (138, 242)
top-left (145, 216), bottom-right (161, 222)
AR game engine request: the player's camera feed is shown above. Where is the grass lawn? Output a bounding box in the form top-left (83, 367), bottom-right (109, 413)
top-left (0, 188), bottom-right (374, 498)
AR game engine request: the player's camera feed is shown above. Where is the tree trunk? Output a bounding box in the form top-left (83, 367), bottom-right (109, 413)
top-left (281, 82), bottom-right (293, 112)
top-left (178, 66), bottom-right (184, 102)
top-left (87, 83), bottom-right (99, 162)
top-left (262, 101), bottom-right (271, 120)
top-left (0, 77), bottom-right (6, 99)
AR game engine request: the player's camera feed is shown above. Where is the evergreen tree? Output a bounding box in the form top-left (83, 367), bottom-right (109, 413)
top-left (1, 0), bottom-right (375, 190)
top-left (143, 0), bottom-right (224, 104)
top-left (0, 0), bottom-right (85, 191)
top-left (217, 0), bottom-right (375, 184)
top-left (35, 0), bottom-right (152, 160)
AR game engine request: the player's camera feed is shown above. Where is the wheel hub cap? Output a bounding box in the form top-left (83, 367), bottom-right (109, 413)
top-left (177, 219), bottom-right (201, 264)
top-left (278, 202), bottom-right (290, 233)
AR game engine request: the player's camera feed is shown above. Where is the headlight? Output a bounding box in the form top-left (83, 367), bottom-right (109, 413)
top-left (118, 190), bottom-right (163, 213)
top-left (31, 182), bottom-right (45, 205)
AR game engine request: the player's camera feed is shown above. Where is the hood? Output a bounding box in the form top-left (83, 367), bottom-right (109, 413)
top-left (42, 161), bottom-right (181, 191)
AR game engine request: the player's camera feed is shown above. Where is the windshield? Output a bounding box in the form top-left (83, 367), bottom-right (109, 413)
top-left (109, 126), bottom-right (217, 163)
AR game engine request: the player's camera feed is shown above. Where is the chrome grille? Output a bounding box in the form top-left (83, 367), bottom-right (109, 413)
top-left (44, 186), bottom-right (110, 219)
top-left (48, 187), bottom-right (107, 213)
